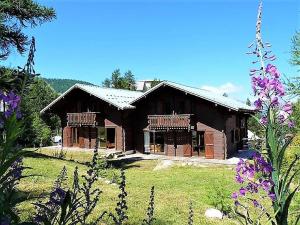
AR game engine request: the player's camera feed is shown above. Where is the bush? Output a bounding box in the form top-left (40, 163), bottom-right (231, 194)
top-left (95, 156), bottom-right (121, 184)
top-left (208, 181), bottom-right (232, 215)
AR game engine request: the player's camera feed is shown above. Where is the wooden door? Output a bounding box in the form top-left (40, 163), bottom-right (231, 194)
top-left (204, 131), bottom-right (214, 159)
top-left (183, 132), bottom-right (192, 157)
top-left (183, 144), bottom-right (192, 157)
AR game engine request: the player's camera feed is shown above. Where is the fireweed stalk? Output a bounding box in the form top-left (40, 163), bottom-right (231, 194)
top-left (233, 1), bottom-right (300, 225)
top-left (0, 39), bottom-right (36, 225)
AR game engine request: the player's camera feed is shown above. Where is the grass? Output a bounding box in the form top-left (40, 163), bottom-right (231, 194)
top-left (17, 148), bottom-right (299, 225)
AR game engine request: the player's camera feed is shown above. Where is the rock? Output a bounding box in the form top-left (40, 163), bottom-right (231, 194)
top-left (104, 180), bottom-right (111, 184)
top-left (153, 160), bottom-right (174, 171)
top-left (205, 208), bottom-right (223, 219)
top-left (227, 157), bottom-right (242, 164)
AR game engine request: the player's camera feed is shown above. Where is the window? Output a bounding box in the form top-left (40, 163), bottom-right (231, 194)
top-left (240, 118), bottom-right (246, 128)
top-left (192, 131), bottom-right (205, 156)
top-left (150, 132), bottom-right (165, 153)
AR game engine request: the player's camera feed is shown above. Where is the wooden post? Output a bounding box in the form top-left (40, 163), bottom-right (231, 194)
top-left (153, 131), bottom-right (156, 153)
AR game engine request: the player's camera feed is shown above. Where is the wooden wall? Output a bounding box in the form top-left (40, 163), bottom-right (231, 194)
top-left (131, 86), bottom-right (247, 159)
top-left (53, 89), bottom-right (126, 151)
top-left (53, 85), bottom-right (248, 159)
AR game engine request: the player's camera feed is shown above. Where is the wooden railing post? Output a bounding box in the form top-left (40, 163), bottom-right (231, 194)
top-left (148, 114), bottom-right (191, 130)
top-left (67, 112), bottom-right (97, 127)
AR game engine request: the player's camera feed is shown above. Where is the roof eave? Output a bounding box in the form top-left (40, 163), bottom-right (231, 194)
top-left (130, 81), bottom-right (244, 112)
top-left (41, 84), bottom-right (135, 114)
top-left (40, 84), bottom-right (79, 114)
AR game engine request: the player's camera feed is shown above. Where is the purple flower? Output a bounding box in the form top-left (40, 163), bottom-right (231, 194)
top-left (235, 174), bottom-right (244, 183)
top-left (239, 188), bottom-right (247, 196)
top-left (7, 158), bottom-right (24, 183)
top-left (261, 180), bottom-right (272, 191)
top-left (0, 216), bottom-right (10, 225)
top-left (271, 96), bottom-right (279, 106)
top-left (246, 182), bottom-right (259, 194)
top-left (252, 199), bottom-right (260, 207)
top-left (283, 102), bottom-right (293, 115)
top-left (266, 64), bottom-right (280, 78)
top-left (278, 113), bottom-right (285, 123)
top-left (288, 120), bottom-right (295, 128)
top-left (232, 152), bottom-right (275, 208)
top-left (254, 98), bottom-right (262, 110)
top-left (268, 192), bottom-right (276, 201)
top-left (232, 192), bottom-right (238, 199)
top-left (260, 116), bottom-right (267, 125)
top-left (258, 77), bottom-right (269, 89)
top-left (0, 91), bottom-right (21, 119)
top-left (49, 187), bottom-right (66, 206)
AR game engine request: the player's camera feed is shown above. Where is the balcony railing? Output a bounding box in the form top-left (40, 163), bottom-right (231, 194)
top-left (148, 114), bottom-right (191, 130)
top-left (67, 112), bottom-right (97, 127)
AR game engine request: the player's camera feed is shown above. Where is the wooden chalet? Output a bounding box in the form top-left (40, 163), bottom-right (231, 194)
top-left (41, 81), bottom-right (254, 159)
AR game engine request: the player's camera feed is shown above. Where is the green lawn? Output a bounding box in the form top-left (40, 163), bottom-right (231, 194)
top-left (16, 149), bottom-right (299, 225)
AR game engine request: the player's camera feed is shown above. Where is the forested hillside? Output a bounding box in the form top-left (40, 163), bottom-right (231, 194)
top-left (43, 78), bottom-right (94, 93)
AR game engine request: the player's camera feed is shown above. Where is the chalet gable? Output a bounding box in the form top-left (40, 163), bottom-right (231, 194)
top-left (40, 83), bottom-right (144, 113)
top-left (41, 81), bottom-right (254, 114)
top-left (130, 81), bottom-right (254, 112)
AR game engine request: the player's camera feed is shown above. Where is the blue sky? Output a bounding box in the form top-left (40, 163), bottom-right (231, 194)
top-left (4, 0), bottom-right (300, 101)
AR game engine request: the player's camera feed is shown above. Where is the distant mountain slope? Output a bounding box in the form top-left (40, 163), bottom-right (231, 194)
top-left (43, 78), bottom-right (94, 93)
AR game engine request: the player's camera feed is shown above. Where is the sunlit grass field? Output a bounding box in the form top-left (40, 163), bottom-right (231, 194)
top-left (17, 149), bottom-right (299, 225)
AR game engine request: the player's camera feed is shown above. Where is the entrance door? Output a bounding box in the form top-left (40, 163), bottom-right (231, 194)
top-left (106, 128), bottom-right (116, 149)
top-left (97, 127), bottom-right (116, 149)
top-left (97, 127), bottom-right (106, 148)
top-left (204, 131), bottom-right (214, 159)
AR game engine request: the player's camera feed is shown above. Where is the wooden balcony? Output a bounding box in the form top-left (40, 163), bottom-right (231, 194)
top-left (148, 114), bottom-right (191, 130)
top-left (67, 112), bottom-right (97, 127)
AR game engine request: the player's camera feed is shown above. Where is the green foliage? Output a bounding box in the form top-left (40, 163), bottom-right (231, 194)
top-left (31, 113), bottom-right (52, 146)
top-left (291, 99), bottom-right (300, 130)
top-left (265, 109), bottom-right (300, 225)
top-left (109, 169), bottom-right (128, 225)
top-left (246, 98), bottom-right (264, 138)
top-left (34, 146), bottom-right (107, 225)
top-left (22, 78), bottom-right (58, 114)
top-left (94, 155), bottom-right (121, 184)
top-left (286, 31), bottom-right (300, 95)
top-left (208, 180), bottom-right (232, 215)
top-left (142, 186), bottom-right (155, 225)
top-left (187, 201), bottom-right (194, 225)
top-left (150, 78), bottom-right (161, 88)
top-left (21, 78), bottom-right (60, 146)
top-left (43, 78), bottom-right (94, 93)
top-left (102, 69), bottom-right (136, 90)
top-left (0, 0), bottom-right (55, 59)
top-left (0, 115), bottom-right (33, 224)
top-left (52, 149), bottom-right (67, 160)
top-left (290, 31), bottom-right (300, 68)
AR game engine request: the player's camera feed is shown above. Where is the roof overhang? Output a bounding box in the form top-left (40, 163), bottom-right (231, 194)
top-left (40, 84), bottom-right (135, 114)
top-left (129, 81), bottom-right (255, 113)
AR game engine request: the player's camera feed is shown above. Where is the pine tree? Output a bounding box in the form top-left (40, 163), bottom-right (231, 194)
top-left (291, 31), bottom-right (300, 68)
top-left (102, 69), bottom-right (136, 90)
top-left (0, 0), bottom-right (56, 60)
